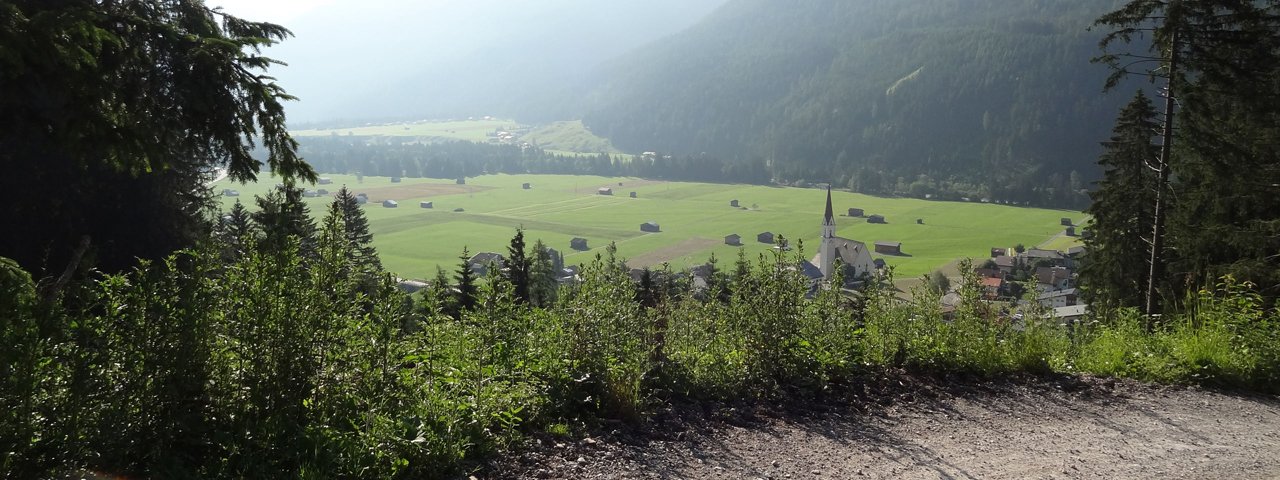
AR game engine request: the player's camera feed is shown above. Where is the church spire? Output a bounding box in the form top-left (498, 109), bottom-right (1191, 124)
top-left (823, 186), bottom-right (835, 226)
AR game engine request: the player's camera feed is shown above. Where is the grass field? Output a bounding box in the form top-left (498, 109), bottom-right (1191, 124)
top-left (290, 119), bottom-right (518, 143)
top-left (214, 174), bottom-right (1080, 281)
top-left (522, 120), bottom-right (622, 154)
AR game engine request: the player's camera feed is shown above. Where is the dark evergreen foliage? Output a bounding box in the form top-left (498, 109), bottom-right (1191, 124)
top-left (1079, 92), bottom-right (1160, 310)
top-left (332, 186), bottom-right (383, 277)
top-left (453, 247), bottom-right (479, 315)
top-left (505, 229), bottom-right (532, 304)
top-left (0, 0), bottom-right (311, 275)
top-left (251, 185), bottom-right (317, 258)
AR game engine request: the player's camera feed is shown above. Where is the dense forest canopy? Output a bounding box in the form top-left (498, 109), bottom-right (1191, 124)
top-left (563, 0), bottom-right (1133, 207)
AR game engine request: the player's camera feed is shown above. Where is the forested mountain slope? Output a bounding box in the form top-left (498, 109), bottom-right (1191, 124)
top-left (576, 0), bottom-right (1132, 206)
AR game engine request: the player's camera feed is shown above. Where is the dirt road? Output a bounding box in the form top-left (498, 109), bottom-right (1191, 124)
top-left (480, 376), bottom-right (1280, 479)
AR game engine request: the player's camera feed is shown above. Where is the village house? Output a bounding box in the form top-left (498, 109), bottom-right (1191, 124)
top-left (468, 252), bottom-right (505, 277)
top-left (1022, 248), bottom-right (1068, 267)
top-left (992, 255), bottom-right (1017, 275)
top-left (1035, 266), bottom-right (1073, 292)
top-left (874, 241), bottom-right (902, 255)
top-left (1038, 288), bottom-right (1079, 308)
top-left (982, 277), bottom-right (1005, 300)
top-left (725, 234), bottom-right (741, 246)
top-left (990, 247), bottom-right (1008, 257)
top-left (1053, 304), bottom-right (1088, 323)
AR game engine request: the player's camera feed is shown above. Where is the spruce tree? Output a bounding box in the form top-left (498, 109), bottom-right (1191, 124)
top-left (331, 186), bottom-right (382, 276)
top-left (504, 229), bottom-right (531, 304)
top-left (529, 239), bottom-right (559, 308)
top-left (251, 185), bottom-right (317, 258)
top-left (215, 200), bottom-right (257, 260)
top-left (1080, 91), bottom-right (1160, 310)
top-left (453, 247), bottom-right (479, 314)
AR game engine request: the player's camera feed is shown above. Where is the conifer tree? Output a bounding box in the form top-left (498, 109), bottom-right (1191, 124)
top-left (251, 185), bottom-right (317, 258)
top-left (529, 239), bottom-right (559, 308)
top-left (453, 247), bottom-right (479, 314)
top-left (1080, 91), bottom-right (1160, 310)
top-left (504, 229), bottom-right (532, 304)
top-left (216, 200), bottom-right (258, 260)
top-left (331, 186), bottom-right (382, 276)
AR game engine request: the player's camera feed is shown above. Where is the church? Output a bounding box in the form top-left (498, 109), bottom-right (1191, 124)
top-left (808, 187), bottom-right (876, 282)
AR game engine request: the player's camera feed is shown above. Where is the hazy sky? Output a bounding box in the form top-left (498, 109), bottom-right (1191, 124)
top-left (205, 0), bottom-right (730, 124)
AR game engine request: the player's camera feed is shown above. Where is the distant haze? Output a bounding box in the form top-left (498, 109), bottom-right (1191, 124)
top-left (211, 0), bottom-right (729, 125)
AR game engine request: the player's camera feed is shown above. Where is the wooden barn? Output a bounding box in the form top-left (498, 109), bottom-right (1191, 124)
top-left (456, 177), bottom-right (465, 185)
top-left (522, 183), bottom-right (531, 189)
top-left (1060, 217), bottom-right (1073, 226)
top-left (874, 241), bottom-right (902, 255)
top-left (318, 177), bottom-right (333, 185)
top-left (629, 191), bottom-right (637, 198)
top-left (598, 187), bottom-right (613, 196)
top-left (382, 200), bottom-right (398, 208)
top-left (848, 208), bottom-right (864, 217)
top-left (867, 214), bottom-right (886, 224)
top-left (640, 221), bottom-right (660, 233)
top-left (570, 237), bottom-right (589, 250)
top-left (729, 199), bottom-right (739, 207)
top-left (725, 234), bottom-right (741, 246)
top-left (419, 201), bottom-right (433, 209)
top-left (391, 176), bottom-right (401, 183)
top-left (757, 232), bottom-right (775, 244)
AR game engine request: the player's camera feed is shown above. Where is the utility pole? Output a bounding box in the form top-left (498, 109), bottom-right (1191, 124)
top-left (1146, 28), bottom-right (1178, 317)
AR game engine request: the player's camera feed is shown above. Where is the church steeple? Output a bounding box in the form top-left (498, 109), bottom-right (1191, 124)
top-left (820, 186), bottom-right (837, 278)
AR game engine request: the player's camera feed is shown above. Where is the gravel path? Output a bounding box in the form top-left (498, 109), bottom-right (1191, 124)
top-left (479, 376), bottom-right (1280, 479)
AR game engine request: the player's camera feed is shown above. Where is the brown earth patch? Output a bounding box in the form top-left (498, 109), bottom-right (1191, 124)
top-left (626, 237), bottom-right (720, 268)
top-left (350, 183), bottom-right (492, 202)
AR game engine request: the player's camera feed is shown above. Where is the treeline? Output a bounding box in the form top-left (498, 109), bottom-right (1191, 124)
top-left (566, 0), bottom-right (1124, 209)
top-left (299, 137), bottom-right (1087, 206)
top-left (5, 190), bottom-right (1279, 477)
top-left (298, 137), bottom-right (772, 184)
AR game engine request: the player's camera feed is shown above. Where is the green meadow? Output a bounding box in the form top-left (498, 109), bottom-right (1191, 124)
top-left (214, 174), bottom-right (1079, 281)
top-left (290, 119), bottom-right (517, 143)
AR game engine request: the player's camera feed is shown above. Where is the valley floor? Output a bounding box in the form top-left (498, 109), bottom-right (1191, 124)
top-left (479, 376), bottom-right (1280, 479)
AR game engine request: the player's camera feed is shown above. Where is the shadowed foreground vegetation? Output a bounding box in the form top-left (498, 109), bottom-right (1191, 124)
top-left (3, 210), bottom-right (1277, 479)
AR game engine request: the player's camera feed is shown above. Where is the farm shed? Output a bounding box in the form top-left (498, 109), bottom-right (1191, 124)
top-left (640, 221), bottom-right (660, 233)
top-left (757, 232), bottom-right (775, 244)
top-left (221, 189), bottom-right (239, 197)
top-left (391, 176), bottom-right (401, 183)
top-left (847, 208), bottom-right (864, 217)
top-left (522, 183), bottom-right (531, 189)
top-left (318, 177), bottom-right (333, 185)
top-left (456, 177), bottom-right (466, 185)
top-left (629, 191), bottom-right (637, 198)
top-left (1060, 217), bottom-right (1073, 226)
top-left (874, 241), bottom-right (902, 255)
top-left (725, 234), bottom-right (741, 246)
top-left (420, 201), bottom-right (433, 209)
top-left (570, 237), bottom-right (589, 250)
top-left (355, 194), bottom-right (368, 205)
top-left (1065, 226), bottom-right (1076, 236)
top-left (867, 214), bottom-right (886, 224)
top-left (729, 199), bottom-right (739, 207)
top-left (598, 187), bottom-right (613, 196)
top-left (382, 200), bottom-right (398, 208)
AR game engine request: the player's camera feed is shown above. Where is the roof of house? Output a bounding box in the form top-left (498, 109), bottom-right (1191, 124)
top-left (798, 260), bottom-right (824, 280)
top-left (982, 277), bottom-right (1004, 288)
top-left (1053, 304), bottom-right (1088, 318)
top-left (1023, 248), bottom-right (1065, 259)
top-left (469, 252), bottom-right (505, 267)
top-left (993, 255), bottom-right (1017, 268)
top-left (1035, 266), bottom-right (1072, 285)
top-left (1037, 288), bottom-right (1078, 300)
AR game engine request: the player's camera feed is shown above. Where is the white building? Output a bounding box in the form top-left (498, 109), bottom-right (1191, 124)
top-left (816, 187), bottom-right (876, 281)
